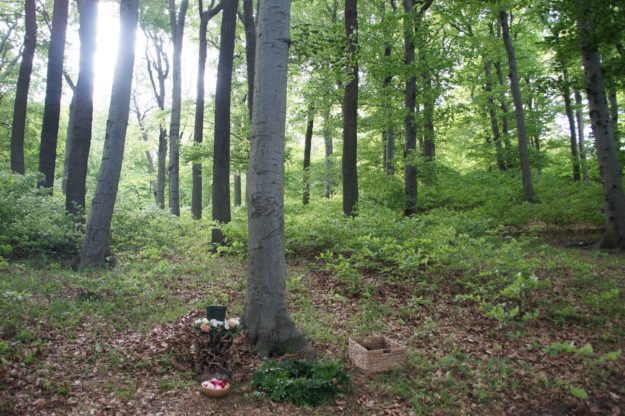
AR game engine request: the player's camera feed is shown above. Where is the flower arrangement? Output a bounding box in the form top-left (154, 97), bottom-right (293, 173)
top-left (192, 317), bottom-right (240, 336)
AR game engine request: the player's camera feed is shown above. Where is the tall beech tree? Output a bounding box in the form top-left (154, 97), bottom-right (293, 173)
top-left (144, 28), bottom-right (170, 209)
top-left (211, 0), bottom-right (239, 244)
top-left (342, 0), bottom-right (358, 217)
top-left (168, 0), bottom-right (189, 216)
top-left (65, 0), bottom-right (98, 215)
top-left (38, 0), bottom-right (69, 189)
top-left (10, 0), bottom-right (36, 174)
top-left (192, 0), bottom-right (223, 219)
top-left (498, 5), bottom-right (535, 202)
top-left (303, 109), bottom-right (314, 205)
top-left (80, 0), bottom-right (139, 268)
top-left (244, 0), bottom-right (309, 356)
top-left (576, 1), bottom-right (625, 249)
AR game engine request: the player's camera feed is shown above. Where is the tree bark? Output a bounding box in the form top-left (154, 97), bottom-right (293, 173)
top-left (342, 0), bottom-right (358, 216)
top-left (608, 79), bottom-right (620, 154)
top-left (303, 111), bottom-right (313, 205)
top-left (193, 1), bottom-right (222, 220)
top-left (212, 0), bottom-right (238, 244)
top-left (577, 5), bottom-right (625, 249)
top-left (562, 68), bottom-right (580, 181)
top-left (484, 60), bottom-right (506, 171)
top-left (323, 110), bottom-right (334, 198)
top-left (383, 43), bottom-right (395, 175)
top-left (62, 86), bottom-right (76, 194)
top-left (168, 0), bottom-right (189, 216)
top-left (242, 0), bottom-right (256, 208)
top-left (244, 0), bottom-right (309, 357)
top-left (38, 0), bottom-right (69, 188)
top-left (79, 0), bottom-right (138, 268)
top-left (65, 0), bottom-right (98, 216)
top-left (234, 172), bottom-right (242, 206)
top-left (403, 0), bottom-right (417, 216)
top-left (499, 7), bottom-right (535, 202)
top-left (145, 29), bottom-right (169, 209)
top-left (10, 0), bottom-right (37, 174)
top-left (575, 88), bottom-right (589, 181)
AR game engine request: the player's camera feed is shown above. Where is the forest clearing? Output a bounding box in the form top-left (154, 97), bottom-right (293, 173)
top-left (1, 0), bottom-right (625, 414)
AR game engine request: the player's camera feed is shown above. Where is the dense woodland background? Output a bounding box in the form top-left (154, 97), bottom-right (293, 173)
top-left (1, 0), bottom-right (625, 414)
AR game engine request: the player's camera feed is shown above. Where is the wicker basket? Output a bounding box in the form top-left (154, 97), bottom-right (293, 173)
top-left (349, 336), bottom-right (406, 373)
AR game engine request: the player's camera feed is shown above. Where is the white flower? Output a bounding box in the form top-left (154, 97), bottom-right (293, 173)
top-left (210, 319), bottom-right (223, 327)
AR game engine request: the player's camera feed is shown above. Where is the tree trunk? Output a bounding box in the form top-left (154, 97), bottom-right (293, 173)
top-left (157, 127), bottom-right (167, 208)
top-left (303, 112), bottom-right (313, 205)
top-left (212, 0), bottom-right (238, 244)
top-left (10, 0), bottom-right (37, 174)
top-left (499, 7), bottom-right (535, 202)
top-left (342, 0), bottom-right (358, 217)
top-left (403, 0), bottom-right (417, 216)
top-left (383, 43), bottom-right (395, 175)
top-left (65, 0), bottom-right (98, 216)
top-left (234, 172), bottom-right (242, 206)
top-left (494, 59), bottom-right (512, 166)
top-left (575, 88), bottom-right (589, 181)
top-left (79, 0), bottom-right (138, 268)
top-left (131, 93), bottom-right (157, 201)
top-left (244, 0), bottom-right (309, 357)
top-left (62, 90), bottom-right (76, 194)
top-left (577, 5), bottom-right (625, 249)
top-left (168, 0), bottom-right (189, 216)
top-left (242, 0), bottom-right (256, 208)
top-left (192, 2), bottom-right (222, 220)
top-left (562, 68), bottom-right (581, 181)
top-left (323, 110), bottom-right (334, 198)
top-left (38, 0), bottom-right (69, 188)
top-left (484, 60), bottom-right (506, 171)
top-left (608, 79), bottom-right (620, 155)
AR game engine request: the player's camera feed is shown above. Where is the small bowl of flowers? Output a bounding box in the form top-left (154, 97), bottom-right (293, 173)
top-left (201, 377), bottom-right (230, 398)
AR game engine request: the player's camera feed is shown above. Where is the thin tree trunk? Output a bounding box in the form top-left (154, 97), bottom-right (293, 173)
top-left (494, 59), bottom-right (512, 166)
top-left (562, 68), bottom-right (581, 181)
top-left (192, 1), bottom-right (222, 220)
top-left (66, 0), bottom-right (98, 216)
top-left (323, 110), bottom-right (334, 198)
top-left (577, 5), bottom-right (625, 248)
top-left (157, 127), bottom-right (167, 208)
top-left (342, 0), bottom-right (358, 216)
top-left (62, 90), bottom-right (76, 194)
top-left (403, 0), bottom-right (417, 216)
top-left (234, 172), bottom-right (241, 206)
top-left (499, 7), bottom-right (535, 202)
top-left (303, 112), bottom-right (313, 205)
top-left (484, 60), bottom-right (506, 171)
top-left (575, 88), bottom-right (589, 181)
top-left (10, 0), bottom-right (37, 174)
top-left (383, 43), bottom-right (395, 175)
top-left (168, 0), bottom-right (189, 216)
top-left (79, 0), bottom-right (138, 268)
top-left (244, 0), bottom-right (309, 357)
top-left (38, 0), bottom-right (69, 188)
top-left (131, 92), bottom-right (157, 200)
top-left (212, 0), bottom-right (238, 244)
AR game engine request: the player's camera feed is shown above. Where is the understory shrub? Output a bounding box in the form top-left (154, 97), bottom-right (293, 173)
top-left (0, 171), bottom-right (80, 257)
top-left (252, 359), bottom-right (349, 406)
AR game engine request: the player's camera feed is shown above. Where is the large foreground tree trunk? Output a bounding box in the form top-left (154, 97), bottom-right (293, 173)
top-left (65, 0), bottom-right (98, 216)
top-left (244, 0), bottom-right (309, 357)
top-left (577, 4), bottom-right (625, 249)
top-left (212, 0), bottom-right (238, 244)
top-left (192, 0), bottom-right (222, 220)
top-left (79, 0), bottom-right (138, 268)
top-left (342, 0), bottom-right (358, 216)
top-left (499, 7), bottom-right (535, 202)
top-left (168, 0), bottom-right (189, 216)
top-left (10, 0), bottom-right (37, 174)
top-left (38, 0), bottom-right (69, 189)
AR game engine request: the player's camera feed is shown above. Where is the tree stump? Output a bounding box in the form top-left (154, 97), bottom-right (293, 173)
top-left (193, 330), bottom-right (235, 375)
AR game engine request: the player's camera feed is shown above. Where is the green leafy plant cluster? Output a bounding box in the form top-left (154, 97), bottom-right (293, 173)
top-left (251, 359), bottom-right (349, 406)
top-left (0, 171), bottom-right (80, 257)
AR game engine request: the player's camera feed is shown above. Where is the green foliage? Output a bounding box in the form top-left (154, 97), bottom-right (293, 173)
top-left (252, 359), bottom-right (349, 407)
top-left (0, 171), bottom-right (80, 257)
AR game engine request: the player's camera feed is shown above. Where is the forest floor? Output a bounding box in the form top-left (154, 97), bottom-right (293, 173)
top-left (1, 227), bottom-right (625, 415)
